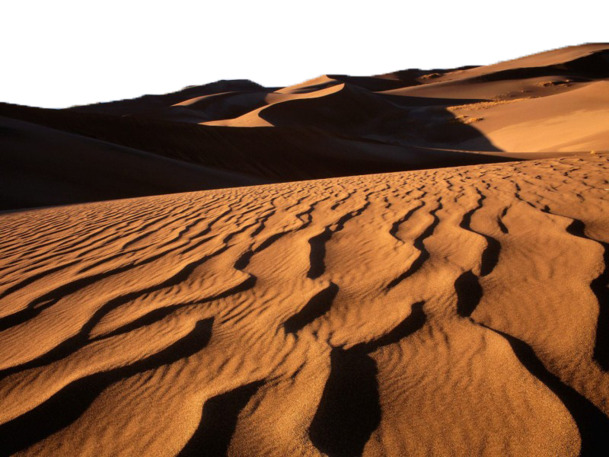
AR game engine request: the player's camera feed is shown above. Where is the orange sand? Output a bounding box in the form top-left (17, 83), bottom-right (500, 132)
top-left (1, 153), bottom-right (609, 455)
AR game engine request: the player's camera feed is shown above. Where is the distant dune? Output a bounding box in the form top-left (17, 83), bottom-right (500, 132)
top-left (2, 43), bottom-right (608, 210)
top-left (1, 44), bottom-right (609, 456)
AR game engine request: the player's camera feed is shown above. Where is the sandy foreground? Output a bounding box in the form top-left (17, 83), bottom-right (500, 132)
top-left (1, 152), bottom-right (608, 456)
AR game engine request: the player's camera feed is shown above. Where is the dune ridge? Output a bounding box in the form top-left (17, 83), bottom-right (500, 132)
top-left (1, 43), bottom-right (608, 210)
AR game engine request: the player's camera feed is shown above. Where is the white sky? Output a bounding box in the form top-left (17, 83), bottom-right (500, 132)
top-left (2, 0), bottom-right (606, 108)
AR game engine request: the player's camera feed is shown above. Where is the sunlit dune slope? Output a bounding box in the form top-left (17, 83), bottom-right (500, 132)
top-left (447, 80), bottom-right (609, 152)
top-left (0, 152), bottom-right (608, 456)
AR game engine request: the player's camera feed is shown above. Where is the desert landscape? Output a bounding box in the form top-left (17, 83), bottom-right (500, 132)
top-left (0, 43), bottom-right (608, 456)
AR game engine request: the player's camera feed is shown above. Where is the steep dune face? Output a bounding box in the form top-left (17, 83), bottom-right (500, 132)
top-left (0, 152), bottom-right (608, 456)
top-left (2, 43), bottom-right (608, 210)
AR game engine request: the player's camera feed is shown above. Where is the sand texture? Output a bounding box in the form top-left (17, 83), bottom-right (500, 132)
top-left (1, 152), bottom-right (609, 456)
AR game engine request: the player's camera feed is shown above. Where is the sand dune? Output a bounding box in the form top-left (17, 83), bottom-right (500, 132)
top-left (381, 44), bottom-right (609, 153)
top-left (0, 116), bottom-right (258, 210)
top-left (448, 80), bottom-right (609, 152)
top-left (0, 102), bottom-right (507, 211)
top-left (0, 152), bottom-right (608, 455)
top-left (2, 43), bottom-right (608, 210)
top-left (1, 43), bottom-right (609, 456)
top-left (202, 83), bottom-right (346, 127)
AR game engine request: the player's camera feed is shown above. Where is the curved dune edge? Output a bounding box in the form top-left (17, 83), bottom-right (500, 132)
top-left (1, 152), bottom-right (609, 455)
top-left (201, 82), bottom-right (345, 127)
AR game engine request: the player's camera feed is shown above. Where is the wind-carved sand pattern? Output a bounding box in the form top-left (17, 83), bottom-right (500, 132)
top-left (1, 153), bottom-right (609, 456)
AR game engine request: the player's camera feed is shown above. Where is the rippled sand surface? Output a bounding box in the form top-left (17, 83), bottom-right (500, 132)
top-left (1, 153), bottom-right (608, 456)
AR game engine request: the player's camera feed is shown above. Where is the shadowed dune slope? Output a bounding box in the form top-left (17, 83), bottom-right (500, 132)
top-left (0, 152), bottom-right (608, 456)
top-left (0, 116), bottom-right (258, 210)
top-left (1, 43), bottom-right (608, 210)
top-left (0, 102), bottom-right (508, 211)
